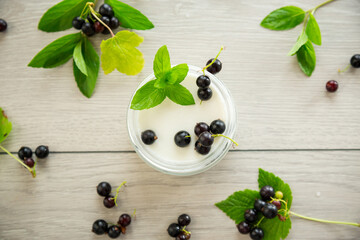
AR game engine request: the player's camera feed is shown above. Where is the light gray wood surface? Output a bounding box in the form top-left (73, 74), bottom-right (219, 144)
top-left (0, 0), bottom-right (359, 239)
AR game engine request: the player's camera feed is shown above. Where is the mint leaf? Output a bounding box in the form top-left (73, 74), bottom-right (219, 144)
top-left (165, 84), bottom-right (195, 106)
top-left (258, 168), bottom-right (293, 208)
top-left (261, 6), bottom-right (305, 31)
top-left (296, 40), bottom-right (316, 76)
top-left (168, 64), bottom-right (189, 84)
top-left (73, 36), bottom-right (99, 98)
top-left (130, 80), bottom-right (166, 110)
top-left (215, 190), bottom-right (260, 224)
top-left (73, 40), bottom-right (88, 76)
top-left (0, 108), bottom-right (12, 144)
top-left (288, 31), bottom-right (308, 56)
top-left (38, 0), bottom-right (92, 32)
top-left (306, 13), bottom-right (322, 45)
top-left (153, 45), bottom-right (171, 79)
top-left (260, 217), bottom-right (292, 240)
top-left (28, 32), bottom-right (82, 68)
top-left (105, 0), bottom-right (154, 30)
top-left (100, 30), bottom-right (144, 75)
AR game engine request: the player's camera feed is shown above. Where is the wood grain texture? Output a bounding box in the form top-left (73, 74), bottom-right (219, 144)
top-left (0, 0), bottom-right (360, 151)
top-left (0, 151), bottom-right (359, 240)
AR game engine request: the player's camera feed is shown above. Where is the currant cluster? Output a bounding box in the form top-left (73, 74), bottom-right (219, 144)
top-left (167, 214), bottom-right (192, 240)
top-left (0, 19), bottom-right (7, 32)
top-left (72, 4), bottom-right (120, 37)
top-left (237, 186), bottom-right (284, 240)
top-left (92, 213), bottom-right (132, 238)
top-left (18, 145), bottom-right (49, 168)
top-left (97, 181), bottom-right (117, 208)
top-left (196, 58), bottom-right (222, 101)
top-left (194, 119), bottom-right (226, 155)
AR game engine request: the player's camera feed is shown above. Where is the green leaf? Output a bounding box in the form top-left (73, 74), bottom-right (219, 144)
top-left (73, 36), bottom-right (99, 98)
top-left (258, 168), bottom-right (293, 209)
top-left (288, 31), bottom-right (308, 56)
top-left (73, 41), bottom-right (88, 76)
top-left (105, 0), bottom-right (154, 30)
top-left (296, 40), bottom-right (316, 76)
top-left (130, 80), bottom-right (166, 110)
top-left (154, 73), bottom-right (169, 89)
top-left (28, 32), bottom-right (82, 68)
top-left (168, 64), bottom-right (189, 84)
top-left (306, 13), bottom-right (322, 45)
top-left (261, 6), bottom-right (305, 31)
top-left (165, 84), bottom-right (195, 106)
top-left (0, 108), bottom-right (12, 144)
top-left (100, 30), bottom-right (144, 75)
top-left (153, 45), bottom-right (171, 79)
top-left (215, 190), bottom-right (260, 224)
top-left (38, 0), bottom-right (93, 32)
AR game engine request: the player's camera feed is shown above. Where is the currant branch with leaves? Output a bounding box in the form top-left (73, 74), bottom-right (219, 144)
top-left (28, 0), bottom-right (154, 98)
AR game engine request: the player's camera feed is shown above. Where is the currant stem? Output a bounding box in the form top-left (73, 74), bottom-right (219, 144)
top-left (202, 46), bottom-right (224, 75)
top-left (0, 145), bottom-right (35, 177)
top-left (212, 134), bottom-right (239, 146)
top-left (112, 181), bottom-right (127, 206)
top-left (255, 216), bottom-right (265, 227)
top-left (181, 226), bottom-right (191, 235)
top-left (338, 64), bottom-right (350, 73)
top-left (88, 4), bottom-right (115, 37)
top-left (312, 0), bottom-right (336, 14)
top-left (289, 211), bottom-right (359, 227)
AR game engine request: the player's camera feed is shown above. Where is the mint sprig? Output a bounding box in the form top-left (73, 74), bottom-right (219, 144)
top-left (261, 0), bottom-right (335, 76)
top-left (130, 45), bottom-right (195, 110)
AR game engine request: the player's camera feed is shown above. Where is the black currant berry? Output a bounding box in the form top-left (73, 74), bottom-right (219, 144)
top-left (92, 219), bottom-right (108, 235)
top-left (100, 16), bottom-right (110, 26)
top-left (350, 54), bottom-right (360, 68)
top-left (94, 21), bottom-right (104, 33)
top-left (107, 225), bottom-right (121, 238)
top-left (326, 80), bottom-right (338, 93)
top-left (118, 214), bottom-right (131, 227)
top-left (196, 75), bottom-right (211, 88)
top-left (72, 17), bottom-right (84, 30)
top-left (210, 119), bottom-right (226, 134)
top-left (260, 185), bottom-right (275, 201)
top-left (237, 221), bottom-right (250, 234)
top-left (262, 203), bottom-right (278, 219)
top-left (102, 28), bottom-right (110, 34)
top-left (198, 131), bottom-right (214, 147)
top-left (194, 122), bottom-right (210, 137)
top-left (18, 147), bottom-right (32, 160)
top-left (272, 200), bottom-right (281, 210)
top-left (174, 131), bottom-right (191, 147)
top-left (176, 234), bottom-right (187, 240)
top-left (178, 214), bottom-right (191, 226)
top-left (250, 227), bottom-right (264, 240)
top-left (24, 158), bottom-right (35, 168)
top-left (184, 232), bottom-right (191, 239)
top-left (35, 145), bottom-right (49, 158)
top-left (82, 22), bottom-right (95, 36)
top-left (103, 195), bottom-right (115, 208)
top-left (0, 19), bottom-right (7, 32)
top-left (141, 130), bottom-right (157, 145)
top-left (99, 4), bottom-right (114, 17)
top-left (254, 199), bottom-right (266, 212)
top-left (197, 88), bottom-right (212, 101)
top-left (244, 209), bottom-right (257, 223)
top-left (195, 140), bottom-right (211, 155)
top-left (167, 223), bottom-right (181, 237)
top-left (206, 58), bottom-right (222, 74)
top-left (110, 16), bottom-right (120, 29)
top-left (97, 182), bottom-right (112, 197)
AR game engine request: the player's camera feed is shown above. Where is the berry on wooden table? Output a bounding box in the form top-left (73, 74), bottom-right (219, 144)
top-left (118, 214), bottom-right (131, 227)
top-left (350, 54), bottom-right (360, 68)
top-left (107, 225), bottom-right (121, 238)
top-left (18, 147), bottom-right (32, 160)
top-left (176, 233), bottom-right (187, 240)
top-left (35, 145), bottom-right (49, 158)
top-left (92, 219), bottom-right (108, 235)
top-left (326, 80), bottom-right (338, 93)
top-left (237, 221), bottom-right (251, 234)
top-left (167, 223), bottom-right (181, 237)
top-left (24, 158), bottom-right (35, 168)
top-left (178, 214), bottom-right (191, 226)
top-left (97, 182), bottom-right (112, 197)
top-left (103, 195), bottom-right (116, 208)
top-left (0, 19), bottom-right (7, 32)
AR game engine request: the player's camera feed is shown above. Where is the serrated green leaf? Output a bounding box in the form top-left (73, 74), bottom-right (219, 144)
top-left (38, 0), bottom-right (93, 32)
top-left (73, 37), bottom-right (99, 98)
top-left (0, 108), bottom-right (12, 144)
top-left (168, 64), bottom-right (189, 85)
top-left (130, 80), bottom-right (166, 110)
top-left (153, 45), bottom-right (171, 79)
top-left (306, 13), bottom-right (322, 45)
top-left (261, 6), bottom-right (305, 31)
top-left (100, 30), bottom-right (144, 75)
top-left (28, 32), bottom-right (82, 68)
top-left (288, 31), bottom-right (308, 56)
top-left (296, 40), bottom-right (316, 76)
top-left (104, 0), bottom-right (154, 30)
top-left (165, 84), bottom-right (195, 106)
top-left (73, 41), bottom-right (88, 76)
top-left (260, 217), bottom-right (292, 240)
top-left (215, 190), bottom-right (260, 224)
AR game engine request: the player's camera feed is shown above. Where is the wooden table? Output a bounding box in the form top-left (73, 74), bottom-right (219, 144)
top-left (0, 0), bottom-right (359, 239)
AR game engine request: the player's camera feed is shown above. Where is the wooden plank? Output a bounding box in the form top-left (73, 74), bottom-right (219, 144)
top-left (0, 151), bottom-right (359, 239)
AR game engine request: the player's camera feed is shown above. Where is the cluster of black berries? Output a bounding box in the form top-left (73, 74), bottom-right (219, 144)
top-left (167, 214), bottom-right (192, 240)
top-left (194, 119), bottom-right (226, 155)
top-left (237, 186), bottom-right (284, 240)
top-left (196, 58), bottom-right (222, 101)
top-left (92, 214), bottom-right (132, 238)
top-left (97, 181), bottom-right (119, 208)
top-left (72, 4), bottom-right (120, 37)
top-left (18, 145), bottom-right (49, 168)
top-left (0, 19), bottom-right (7, 32)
